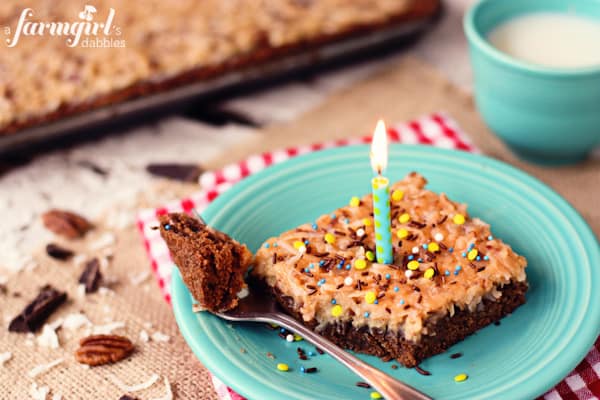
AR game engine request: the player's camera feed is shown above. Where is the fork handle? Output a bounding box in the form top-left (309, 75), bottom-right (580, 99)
top-left (272, 313), bottom-right (433, 400)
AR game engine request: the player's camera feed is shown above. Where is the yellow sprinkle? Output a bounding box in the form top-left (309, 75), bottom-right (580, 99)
top-left (350, 196), bottom-right (361, 207)
top-left (454, 373), bottom-right (468, 382)
top-left (424, 268), bottom-right (435, 279)
top-left (365, 251), bottom-right (375, 261)
top-left (398, 213), bottom-right (410, 224)
top-left (293, 334), bottom-right (303, 341)
top-left (269, 323), bottom-right (279, 329)
top-left (277, 363), bottom-right (289, 372)
top-left (370, 392), bottom-right (382, 399)
top-left (365, 291), bottom-right (376, 304)
top-left (453, 214), bottom-right (466, 225)
top-left (392, 189), bottom-right (404, 202)
top-left (363, 218), bottom-right (373, 227)
top-left (397, 229), bottom-right (408, 239)
top-left (293, 241), bottom-right (304, 249)
top-left (407, 260), bottom-right (420, 271)
top-left (331, 304), bottom-right (343, 317)
top-left (354, 259), bottom-right (368, 270)
top-left (468, 249), bottom-right (478, 260)
top-left (324, 233), bottom-right (336, 244)
top-left (428, 242), bottom-right (440, 252)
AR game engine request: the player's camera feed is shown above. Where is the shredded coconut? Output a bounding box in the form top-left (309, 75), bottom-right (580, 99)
top-left (106, 372), bottom-right (160, 392)
top-left (89, 232), bottom-right (116, 251)
top-left (92, 321), bottom-right (125, 335)
top-left (151, 377), bottom-right (173, 400)
top-left (29, 383), bottom-right (49, 400)
top-left (77, 284), bottom-right (86, 298)
top-left (37, 324), bottom-right (60, 349)
top-left (51, 394), bottom-right (62, 400)
top-left (139, 330), bottom-right (150, 343)
top-left (0, 351), bottom-right (12, 366)
top-left (28, 358), bottom-right (64, 378)
top-left (129, 270), bottom-right (150, 286)
top-left (151, 332), bottom-right (170, 343)
top-left (62, 313), bottom-right (91, 330)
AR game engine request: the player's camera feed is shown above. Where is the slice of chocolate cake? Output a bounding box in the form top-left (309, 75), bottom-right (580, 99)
top-left (159, 213), bottom-right (253, 312)
top-left (252, 172), bottom-right (528, 367)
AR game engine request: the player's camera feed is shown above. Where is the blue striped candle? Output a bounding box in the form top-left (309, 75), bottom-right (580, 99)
top-left (370, 120), bottom-right (393, 264)
top-left (371, 176), bottom-right (393, 264)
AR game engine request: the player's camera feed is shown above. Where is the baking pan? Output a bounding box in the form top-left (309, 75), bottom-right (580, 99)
top-left (0, 5), bottom-right (442, 155)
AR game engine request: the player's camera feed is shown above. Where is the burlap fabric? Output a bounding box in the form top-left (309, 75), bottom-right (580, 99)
top-left (0, 57), bottom-right (597, 400)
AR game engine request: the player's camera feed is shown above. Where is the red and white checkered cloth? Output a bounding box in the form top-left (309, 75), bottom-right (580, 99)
top-left (136, 113), bottom-right (600, 400)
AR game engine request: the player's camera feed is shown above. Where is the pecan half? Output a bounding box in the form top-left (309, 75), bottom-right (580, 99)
top-left (75, 334), bottom-right (134, 366)
top-left (42, 209), bottom-right (93, 239)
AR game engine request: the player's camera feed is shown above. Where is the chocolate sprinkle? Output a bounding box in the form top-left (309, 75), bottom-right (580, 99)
top-left (316, 347), bottom-right (324, 354)
top-left (356, 382), bottom-right (371, 389)
top-left (45, 243), bottom-right (74, 261)
top-left (437, 215), bottom-right (448, 224)
top-left (8, 285), bottom-right (67, 333)
top-left (305, 367), bottom-right (318, 373)
top-left (78, 258), bottom-right (102, 293)
top-left (272, 253), bottom-right (277, 264)
top-left (146, 163), bottom-right (203, 182)
top-left (119, 396), bottom-right (140, 400)
top-left (450, 352), bottom-right (463, 359)
top-left (415, 365), bottom-right (431, 376)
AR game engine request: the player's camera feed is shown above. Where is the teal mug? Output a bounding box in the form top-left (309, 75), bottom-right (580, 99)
top-left (464, 0), bottom-right (600, 165)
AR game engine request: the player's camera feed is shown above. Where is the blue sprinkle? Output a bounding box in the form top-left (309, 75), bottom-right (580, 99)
top-left (308, 351), bottom-right (315, 356)
top-left (304, 240), bottom-right (310, 245)
top-left (331, 299), bottom-right (336, 304)
top-left (448, 247), bottom-right (454, 253)
top-left (339, 260), bottom-right (345, 265)
top-left (445, 270), bottom-right (451, 276)
top-left (344, 218), bottom-right (350, 224)
top-left (418, 258), bottom-right (423, 262)
top-left (345, 265), bottom-right (351, 270)
top-left (273, 243), bottom-right (278, 247)
top-left (476, 255), bottom-right (481, 261)
top-left (312, 223), bottom-right (318, 230)
top-left (488, 235), bottom-right (494, 241)
top-left (304, 268), bottom-right (309, 273)
top-left (330, 213), bottom-right (337, 219)
top-left (462, 252), bottom-right (467, 258)
top-left (454, 270), bottom-right (460, 275)
top-left (394, 286), bottom-right (399, 292)
top-left (364, 312), bottom-right (370, 318)
top-left (455, 265), bottom-right (462, 271)
top-left (484, 255), bottom-right (490, 261)
top-left (374, 300), bottom-right (379, 305)
top-left (399, 299), bottom-right (405, 305)
top-left (263, 243), bottom-right (269, 248)
top-left (317, 278), bottom-right (326, 286)
top-left (319, 260), bottom-right (325, 266)
top-left (300, 366), bottom-right (306, 373)
top-left (280, 328), bottom-right (286, 333)
top-left (164, 224), bottom-right (171, 230)
top-left (385, 274), bottom-right (391, 280)
top-left (309, 263), bottom-right (314, 269)
top-left (468, 243), bottom-right (475, 250)
top-left (422, 243), bottom-right (428, 249)
top-left (337, 264), bottom-right (342, 270)
top-left (408, 255), bottom-right (414, 260)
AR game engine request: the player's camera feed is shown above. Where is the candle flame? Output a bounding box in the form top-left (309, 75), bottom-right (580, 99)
top-left (370, 119), bottom-right (388, 175)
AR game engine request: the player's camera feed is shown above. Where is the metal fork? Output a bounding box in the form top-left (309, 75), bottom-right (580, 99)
top-left (214, 288), bottom-right (433, 400)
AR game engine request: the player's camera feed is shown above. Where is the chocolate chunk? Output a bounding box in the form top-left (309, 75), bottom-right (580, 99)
top-left (79, 258), bottom-right (102, 293)
top-left (45, 243), bottom-right (74, 260)
top-left (8, 285), bottom-right (67, 333)
top-left (146, 163), bottom-right (203, 182)
top-left (119, 396), bottom-right (140, 400)
top-left (42, 209), bottom-right (93, 239)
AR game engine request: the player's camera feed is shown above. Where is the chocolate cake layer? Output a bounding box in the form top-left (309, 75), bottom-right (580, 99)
top-left (159, 213), bottom-right (252, 312)
top-left (270, 281), bottom-right (527, 367)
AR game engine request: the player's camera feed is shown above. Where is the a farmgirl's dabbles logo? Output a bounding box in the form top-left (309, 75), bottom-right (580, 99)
top-left (4, 5), bottom-right (125, 48)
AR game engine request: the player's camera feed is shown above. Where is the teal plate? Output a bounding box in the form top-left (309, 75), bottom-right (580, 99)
top-left (172, 145), bottom-right (600, 400)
